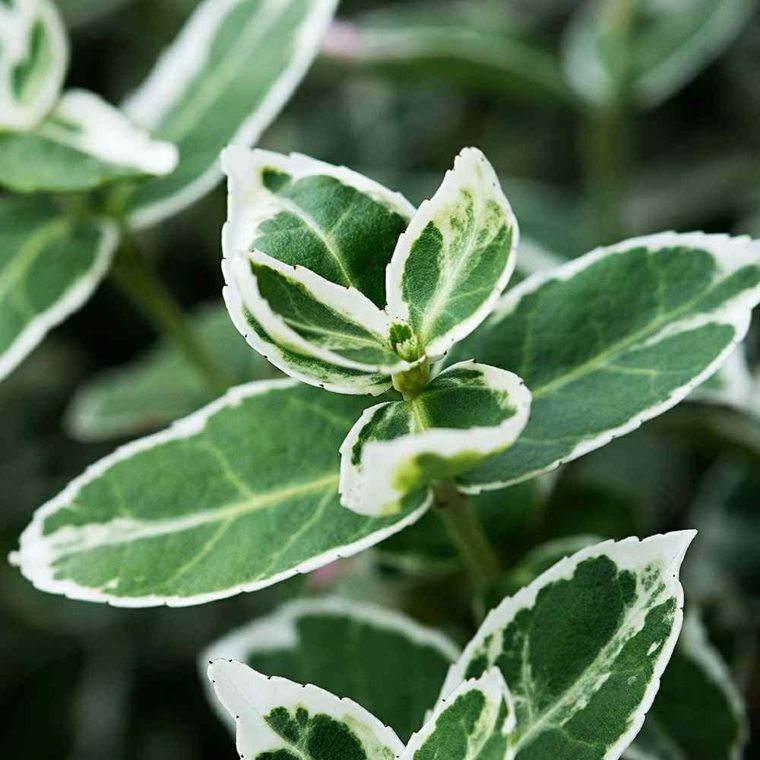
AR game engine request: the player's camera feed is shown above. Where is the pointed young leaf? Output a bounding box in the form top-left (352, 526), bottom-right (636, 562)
top-left (0, 196), bottom-right (118, 383)
top-left (564, 0), bottom-right (755, 109)
top-left (208, 660), bottom-right (404, 760)
top-left (122, 0), bottom-right (338, 229)
top-left (231, 250), bottom-right (413, 374)
top-left (387, 147), bottom-right (518, 358)
top-left (625, 613), bottom-right (747, 760)
top-left (13, 382), bottom-right (430, 607)
top-left (0, 0), bottom-right (68, 131)
top-left (340, 361), bottom-right (531, 516)
top-left (452, 233), bottom-right (760, 492)
top-left (203, 597), bottom-right (460, 742)
top-left (403, 669), bottom-right (516, 760)
top-left (0, 89), bottom-right (178, 193)
top-left (440, 532), bottom-right (695, 760)
top-left (65, 304), bottom-right (276, 442)
top-left (223, 147), bottom-right (414, 392)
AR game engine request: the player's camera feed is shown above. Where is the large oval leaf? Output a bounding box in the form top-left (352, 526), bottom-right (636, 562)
top-left (0, 196), bottom-right (117, 382)
top-left (451, 232), bottom-right (760, 491)
top-left (13, 381), bottom-right (430, 606)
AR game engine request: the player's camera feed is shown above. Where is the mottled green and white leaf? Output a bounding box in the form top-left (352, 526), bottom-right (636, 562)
top-left (387, 147), bottom-right (518, 358)
top-left (340, 361), bottom-right (531, 516)
top-left (208, 659), bottom-right (404, 760)
top-left (403, 669), bottom-right (516, 760)
top-left (0, 195), bottom-right (118, 383)
top-left (13, 381), bottom-right (430, 607)
top-left (625, 612), bottom-right (747, 760)
top-left (690, 346), bottom-right (753, 411)
top-left (0, 88), bottom-right (178, 193)
top-left (441, 532), bottom-right (695, 760)
top-left (451, 233), bottom-right (760, 492)
top-left (223, 147), bottom-right (414, 393)
top-left (203, 597), bottom-right (459, 742)
top-left (65, 303), bottom-right (276, 442)
top-left (564, 0), bottom-right (756, 109)
top-left (122, 0), bottom-right (338, 229)
top-left (0, 0), bottom-right (68, 130)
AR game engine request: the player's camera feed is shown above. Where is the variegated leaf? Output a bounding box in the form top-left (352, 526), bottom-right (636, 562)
top-left (403, 669), bottom-right (517, 760)
top-left (387, 147), bottom-right (518, 359)
top-left (202, 597), bottom-right (460, 742)
top-left (451, 233), bottom-right (760, 492)
top-left (122, 0), bottom-right (338, 229)
top-left (0, 0), bottom-right (67, 131)
top-left (0, 89), bottom-right (178, 193)
top-left (208, 659), bottom-right (404, 760)
top-left (625, 612), bottom-right (747, 760)
top-left (0, 195), bottom-right (118, 382)
top-left (340, 361), bottom-right (531, 516)
top-left (441, 532), bottom-right (695, 760)
top-left (223, 147), bottom-right (415, 393)
top-left (13, 382), bottom-right (430, 606)
top-left (231, 249), bottom-right (415, 374)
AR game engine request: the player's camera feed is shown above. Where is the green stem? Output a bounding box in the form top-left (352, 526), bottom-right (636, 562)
top-left (435, 482), bottom-right (502, 589)
top-left (111, 234), bottom-right (232, 396)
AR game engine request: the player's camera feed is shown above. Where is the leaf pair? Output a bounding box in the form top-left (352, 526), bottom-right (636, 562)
top-left (206, 532), bottom-right (698, 759)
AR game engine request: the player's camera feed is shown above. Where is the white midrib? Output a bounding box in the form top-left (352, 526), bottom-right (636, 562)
top-left (41, 472), bottom-right (338, 558)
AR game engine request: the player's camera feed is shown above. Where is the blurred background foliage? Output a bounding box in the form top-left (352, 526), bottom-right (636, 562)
top-left (3, 0), bottom-right (760, 756)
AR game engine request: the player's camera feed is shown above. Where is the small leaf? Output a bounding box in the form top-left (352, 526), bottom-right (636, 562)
top-left (223, 147), bottom-right (414, 393)
top-left (207, 659), bottom-right (404, 760)
top-left (122, 0), bottom-right (339, 229)
top-left (563, 0), bottom-right (755, 109)
top-left (0, 195), bottom-right (118, 383)
top-left (387, 147), bottom-right (518, 359)
top-left (441, 532), bottom-right (696, 760)
top-left (452, 232), bottom-right (760, 492)
top-left (690, 345), bottom-right (753, 411)
top-left (65, 303), bottom-right (277, 442)
top-left (340, 361), bottom-right (531, 516)
top-left (403, 669), bottom-right (516, 760)
top-left (0, 0), bottom-right (68, 130)
top-left (231, 250), bottom-right (413, 374)
top-left (0, 89), bottom-right (178, 193)
top-left (13, 381), bottom-right (430, 606)
top-left (202, 597), bottom-right (459, 742)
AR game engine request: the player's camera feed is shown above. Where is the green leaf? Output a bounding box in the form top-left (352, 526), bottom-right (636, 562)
top-left (202, 597), bottom-right (459, 742)
top-left (65, 303), bottom-right (276, 442)
top-left (0, 0), bottom-right (68, 130)
top-left (403, 669), bottom-right (517, 760)
top-left (13, 381), bottom-right (430, 606)
top-left (387, 147), bottom-right (518, 359)
top-left (340, 361), bottom-right (531, 516)
top-left (564, 0), bottom-right (755, 109)
top-left (441, 532), bottom-right (695, 760)
top-left (122, 0), bottom-right (338, 230)
top-left (0, 89), bottom-right (178, 193)
top-left (223, 147), bottom-right (414, 394)
top-left (207, 659), bottom-right (404, 760)
top-left (452, 233), bottom-right (760, 492)
top-left (232, 250), bottom-right (414, 374)
top-left (0, 195), bottom-right (118, 383)
top-left (625, 613), bottom-right (747, 760)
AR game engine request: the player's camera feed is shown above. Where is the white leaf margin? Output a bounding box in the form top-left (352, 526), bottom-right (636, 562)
top-left (386, 146), bottom-right (519, 359)
top-left (123, 0), bottom-right (339, 230)
top-left (207, 659), bottom-right (405, 759)
top-left (463, 231), bottom-right (760, 493)
top-left (10, 379), bottom-right (432, 608)
top-left (201, 596), bottom-right (461, 733)
top-left (339, 360), bottom-right (532, 516)
top-left (0, 0), bottom-right (68, 131)
top-left (403, 669), bottom-right (516, 760)
top-left (0, 218), bottom-right (118, 382)
top-left (440, 531), bottom-right (696, 760)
